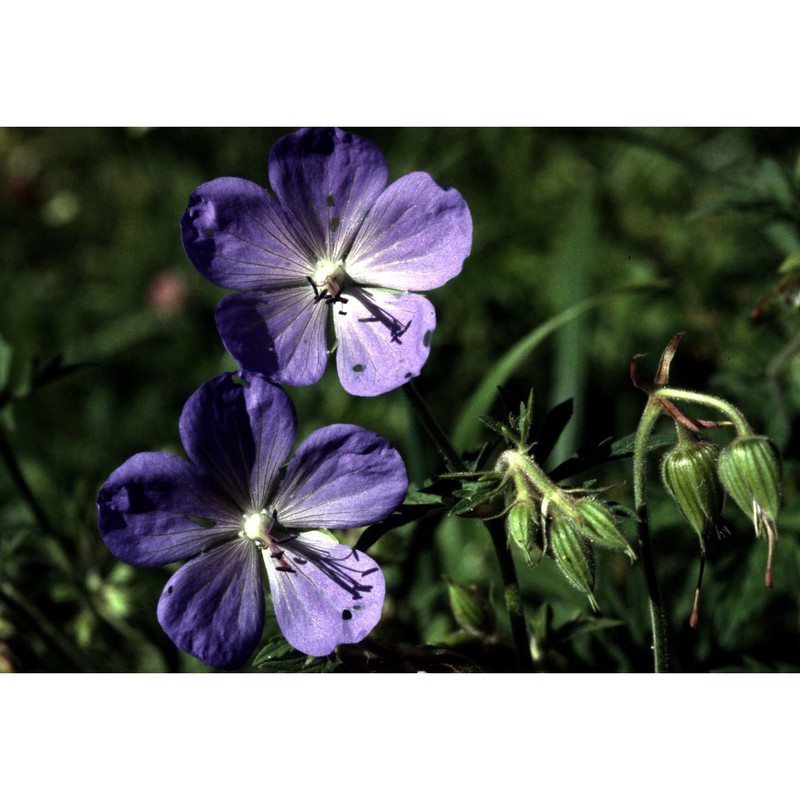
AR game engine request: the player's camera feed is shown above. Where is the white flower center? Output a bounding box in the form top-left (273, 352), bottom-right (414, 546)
top-left (313, 258), bottom-right (348, 298)
top-left (242, 510), bottom-right (270, 546)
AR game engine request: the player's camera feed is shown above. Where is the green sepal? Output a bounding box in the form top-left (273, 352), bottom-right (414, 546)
top-left (505, 500), bottom-right (544, 565)
top-left (717, 435), bottom-right (781, 527)
top-left (660, 434), bottom-right (724, 541)
top-left (575, 498), bottom-right (636, 561)
top-left (548, 515), bottom-right (597, 607)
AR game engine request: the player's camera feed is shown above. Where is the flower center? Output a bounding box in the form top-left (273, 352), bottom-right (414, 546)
top-left (240, 509), bottom-right (296, 573)
top-left (312, 258), bottom-right (350, 300)
top-left (307, 259), bottom-right (353, 315)
top-left (241, 510), bottom-right (273, 548)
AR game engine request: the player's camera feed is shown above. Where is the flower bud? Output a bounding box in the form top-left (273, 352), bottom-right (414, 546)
top-left (505, 500), bottom-right (543, 565)
top-left (717, 435), bottom-right (781, 587)
top-left (547, 514), bottom-right (597, 609)
top-left (717, 436), bottom-right (781, 530)
top-left (575, 498), bottom-right (637, 561)
top-left (445, 577), bottom-right (495, 638)
top-left (660, 434), bottom-right (724, 541)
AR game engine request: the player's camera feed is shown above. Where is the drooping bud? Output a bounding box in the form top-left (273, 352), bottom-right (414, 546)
top-left (660, 432), bottom-right (724, 543)
top-left (717, 435), bottom-right (781, 587)
top-left (505, 500), bottom-right (543, 566)
top-left (445, 577), bottom-right (495, 638)
top-left (717, 436), bottom-right (781, 528)
top-left (574, 498), bottom-right (637, 561)
top-left (547, 513), bottom-right (598, 610)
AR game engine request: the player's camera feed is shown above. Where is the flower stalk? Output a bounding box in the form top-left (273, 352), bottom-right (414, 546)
top-left (632, 397), bottom-right (671, 672)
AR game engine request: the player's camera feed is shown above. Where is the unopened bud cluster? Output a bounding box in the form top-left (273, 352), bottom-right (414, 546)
top-left (496, 449), bottom-right (636, 608)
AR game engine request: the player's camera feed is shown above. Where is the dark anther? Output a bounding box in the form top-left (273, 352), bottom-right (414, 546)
top-left (361, 567), bottom-right (379, 577)
top-left (320, 293), bottom-right (348, 315)
top-left (307, 276), bottom-right (329, 304)
top-left (275, 566), bottom-right (296, 573)
top-left (342, 610), bottom-right (353, 621)
top-left (269, 549), bottom-right (286, 560)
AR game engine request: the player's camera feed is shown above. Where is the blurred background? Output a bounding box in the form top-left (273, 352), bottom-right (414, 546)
top-left (2, 127), bottom-right (799, 672)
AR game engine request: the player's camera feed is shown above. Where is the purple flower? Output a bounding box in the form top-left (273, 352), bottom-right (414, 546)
top-left (180, 127), bottom-right (472, 396)
top-left (96, 371), bottom-right (408, 669)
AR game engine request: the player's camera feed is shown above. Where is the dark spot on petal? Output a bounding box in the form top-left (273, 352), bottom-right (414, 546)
top-left (203, 227), bottom-right (213, 237)
top-left (342, 610), bottom-right (353, 621)
top-left (352, 364), bottom-right (365, 373)
top-left (329, 217), bottom-right (340, 232)
top-left (404, 372), bottom-right (413, 379)
top-left (423, 330), bottom-right (433, 347)
top-left (167, 586), bottom-right (173, 595)
top-left (353, 604), bottom-right (362, 611)
top-left (326, 195), bottom-right (335, 207)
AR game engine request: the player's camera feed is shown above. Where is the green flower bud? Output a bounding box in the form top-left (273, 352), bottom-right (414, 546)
top-left (717, 435), bottom-right (781, 587)
top-left (505, 500), bottom-right (543, 566)
top-left (574, 498), bottom-right (637, 561)
top-left (660, 433), bottom-right (724, 542)
top-left (717, 436), bottom-right (781, 527)
top-left (548, 514), bottom-right (598, 609)
top-left (445, 577), bottom-right (495, 638)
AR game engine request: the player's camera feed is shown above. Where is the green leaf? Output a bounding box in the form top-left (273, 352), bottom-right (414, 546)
top-left (252, 635), bottom-right (340, 673)
top-left (451, 282), bottom-right (667, 452)
top-left (251, 636), bottom-right (297, 667)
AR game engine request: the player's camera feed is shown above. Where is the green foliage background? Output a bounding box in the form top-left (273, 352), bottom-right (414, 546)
top-left (2, 127), bottom-right (799, 672)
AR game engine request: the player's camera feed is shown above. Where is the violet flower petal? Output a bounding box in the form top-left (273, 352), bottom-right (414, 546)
top-left (157, 538), bottom-right (265, 670)
top-left (97, 452), bottom-right (237, 568)
top-left (273, 423), bottom-right (408, 530)
top-left (333, 288), bottom-right (437, 396)
top-left (346, 172), bottom-right (472, 291)
top-left (216, 288), bottom-right (329, 387)
top-left (264, 531), bottom-right (385, 657)
top-left (268, 128), bottom-right (388, 260)
top-left (178, 372), bottom-right (297, 511)
top-left (181, 177), bottom-right (312, 291)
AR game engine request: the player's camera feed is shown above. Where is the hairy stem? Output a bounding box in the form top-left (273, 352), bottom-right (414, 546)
top-left (654, 387), bottom-right (754, 437)
top-left (633, 399), bottom-right (670, 672)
